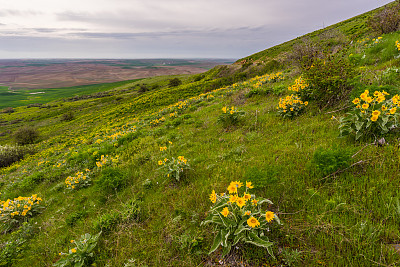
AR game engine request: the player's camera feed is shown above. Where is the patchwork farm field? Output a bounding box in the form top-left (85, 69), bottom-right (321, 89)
top-left (0, 59), bottom-right (232, 109)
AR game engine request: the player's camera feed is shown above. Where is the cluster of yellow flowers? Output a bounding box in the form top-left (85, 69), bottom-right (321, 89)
top-left (372, 36), bottom-right (383, 44)
top-left (352, 90), bottom-right (399, 121)
top-left (65, 170), bottom-right (91, 190)
top-left (149, 116), bottom-right (165, 126)
top-left (169, 112), bottom-right (178, 118)
top-left (396, 40), bottom-right (400, 51)
top-left (0, 194), bottom-right (42, 219)
top-left (357, 38), bottom-right (370, 44)
top-left (277, 94), bottom-right (308, 113)
top-left (96, 154), bottom-right (119, 168)
top-left (288, 76), bottom-right (309, 93)
top-left (222, 106), bottom-right (237, 115)
top-left (177, 155), bottom-right (188, 165)
top-left (209, 181), bottom-right (275, 228)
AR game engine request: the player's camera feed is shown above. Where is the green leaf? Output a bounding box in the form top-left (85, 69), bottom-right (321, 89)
top-left (258, 199), bottom-right (273, 205)
top-left (355, 131), bottom-right (363, 140)
top-left (222, 230), bottom-right (231, 248)
top-left (355, 121), bottom-right (364, 131)
top-left (221, 243), bottom-right (232, 257)
top-left (233, 218), bottom-right (248, 235)
top-left (209, 231), bottom-right (222, 254)
top-left (246, 232), bottom-right (275, 258)
top-left (233, 232), bottom-right (245, 246)
top-left (220, 229), bottom-right (228, 247)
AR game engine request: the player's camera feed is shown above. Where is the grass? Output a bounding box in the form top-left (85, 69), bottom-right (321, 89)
top-left (0, 80), bottom-right (140, 109)
top-left (2, 2), bottom-right (400, 266)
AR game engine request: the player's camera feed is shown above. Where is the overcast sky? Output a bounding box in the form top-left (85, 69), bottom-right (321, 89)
top-left (0, 0), bottom-right (394, 59)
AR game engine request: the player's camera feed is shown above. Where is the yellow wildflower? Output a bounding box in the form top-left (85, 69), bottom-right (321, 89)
top-left (221, 207), bottom-right (229, 217)
top-left (236, 197), bottom-right (246, 208)
top-left (265, 211), bottom-right (275, 223)
top-left (247, 216), bottom-right (260, 228)
top-left (209, 190), bottom-right (217, 204)
top-left (246, 181), bottom-right (254, 189)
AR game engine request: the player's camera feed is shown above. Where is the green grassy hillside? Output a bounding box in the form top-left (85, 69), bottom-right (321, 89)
top-left (2, 2), bottom-right (400, 266)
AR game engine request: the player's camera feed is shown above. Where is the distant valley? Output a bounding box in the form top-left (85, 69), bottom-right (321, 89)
top-left (0, 58), bottom-right (233, 90)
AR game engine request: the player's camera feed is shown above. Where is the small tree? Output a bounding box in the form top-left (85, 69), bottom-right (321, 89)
top-left (169, 78), bottom-right (182, 87)
top-left (14, 126), bottom-right (39, 145)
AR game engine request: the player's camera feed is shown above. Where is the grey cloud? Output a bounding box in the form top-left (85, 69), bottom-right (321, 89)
top-left (0, 9), bottom-right (42, 17)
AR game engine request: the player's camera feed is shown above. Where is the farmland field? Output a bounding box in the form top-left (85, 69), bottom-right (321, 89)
top-left (0, 59), bottom-right (233, 108)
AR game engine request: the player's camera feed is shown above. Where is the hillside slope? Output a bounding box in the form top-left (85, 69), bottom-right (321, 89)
top-left (2, 2), bottom-right (400, 266)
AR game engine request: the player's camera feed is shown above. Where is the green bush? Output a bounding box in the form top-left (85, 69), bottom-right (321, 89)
top-left (60, 111), bottom-right (74, 122)
top-left (95, 167), bottom-right (127, 194)
top-left (93, 210), bottom-right (120, 233)
top-left (301, 52), bottom-right (356, 107)
top-left (13, 126), bottom-right (39, 145)
top-left (169, 78), bottom-right (182, 87)
top-left (310, 146), bottom-right (352, 177)
top-left (1, 107), bottom-right (15, 114)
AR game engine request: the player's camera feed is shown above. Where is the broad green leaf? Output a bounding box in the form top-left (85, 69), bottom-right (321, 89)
top-left (355, 121), bottom-right (364, 131)
top-left (220, 229), bottom-right (228, 247)
top-left (355, 131), bottom-right (363, 140)
top-left (209, 231), bottom-right (222, 254)
top-left (222, 230), bottom-right (231, 247)
top-left (247, 232), bottom-right (274, 249)
top-left (233, 232), bottom-right (245, 246)
top-left (234, 218), bottom-right (249, 235)
top-left (221, 243), bottom-right (232, 257)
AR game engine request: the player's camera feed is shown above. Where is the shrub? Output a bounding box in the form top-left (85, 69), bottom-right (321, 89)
top-left (301, 52), bottom-right (356, 107)
top-left (93, 211), bottom-right (120, 233)
top-left (54, 232), bottom-right (101, 267)
top-left (60, 111), bottom-right (74, 122)
top-left (138, 84), bottom-right (149, 93)
top-left (95, 167), bottom-right (127, 194)
top-left (13, 126), bottom-right (39, 145)
top-left (1, 107), bottom-right (14, 114)
top-left (201, 181), bottom-right (281, 258)
top-left (339, 90), bottom-right (400, 140)
top-left (0, 145), bottom-right (35, 168)
top-left (369, 3), bottom-right (400, 34)
top-left (169, 78), bottom-right (182, 87)
top-left (289, 38), bottom-right (322, 68)
top-left (311, 147), bottom-right (352, 177)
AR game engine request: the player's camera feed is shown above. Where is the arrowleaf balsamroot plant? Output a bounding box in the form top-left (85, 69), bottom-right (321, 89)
top-left (201, 181), bottom-right (281, 257)
top-left (0, 194), bottom-right (43, 231)
top-left (339, 90), bottom-right (400, 139)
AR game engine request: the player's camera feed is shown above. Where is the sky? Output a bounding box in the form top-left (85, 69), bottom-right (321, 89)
top-left (0, 0), bottom-right (394, 59)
